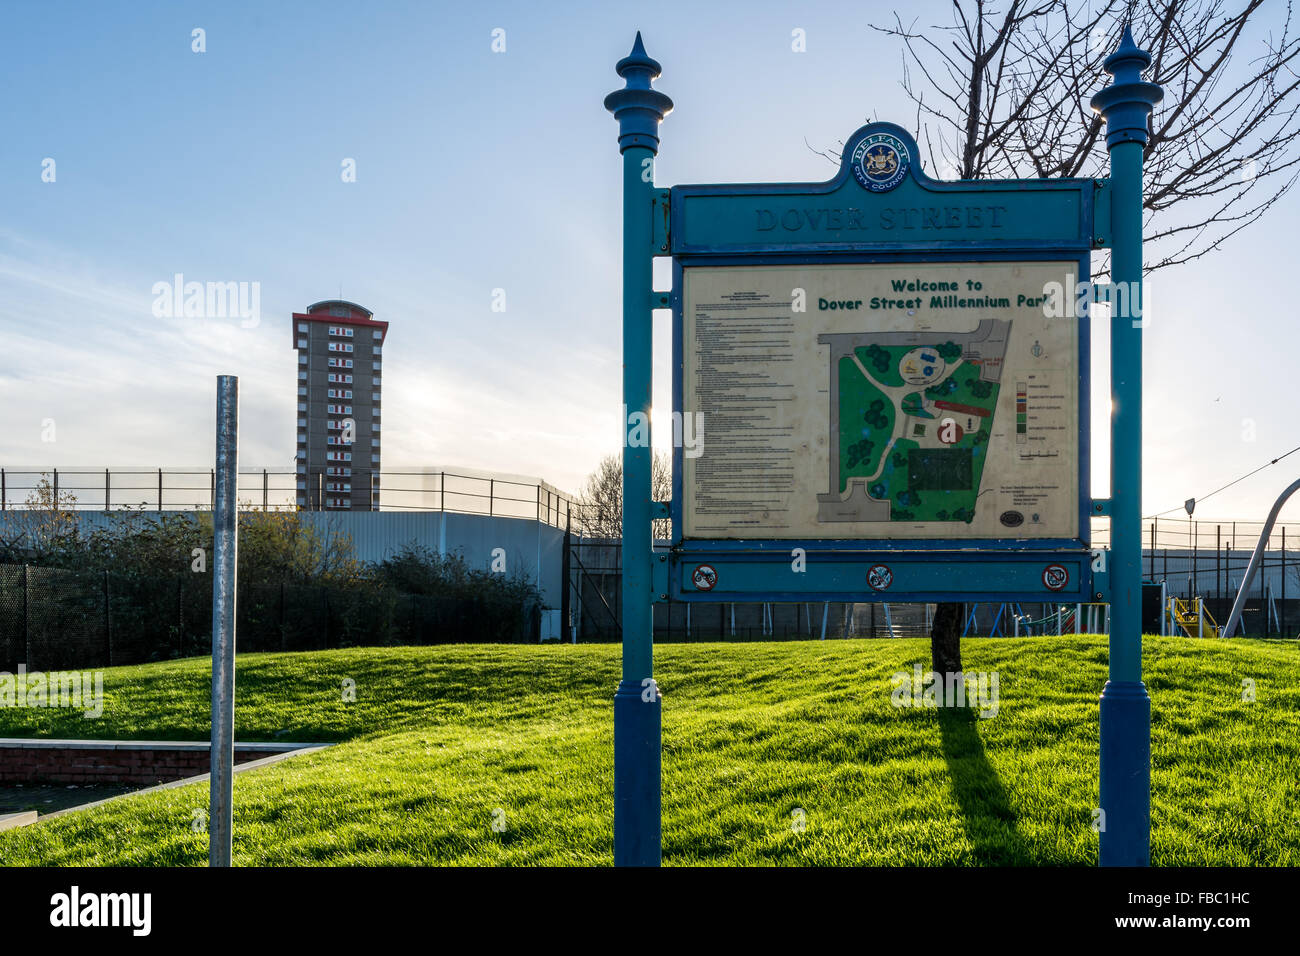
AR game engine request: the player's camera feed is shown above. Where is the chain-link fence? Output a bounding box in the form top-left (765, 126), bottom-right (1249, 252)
top-left (0, 564), bottom-right (539, 671)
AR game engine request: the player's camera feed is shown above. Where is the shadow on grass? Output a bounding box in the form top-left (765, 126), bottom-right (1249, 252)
top-left (936, 706), bottom-right (1032, 864)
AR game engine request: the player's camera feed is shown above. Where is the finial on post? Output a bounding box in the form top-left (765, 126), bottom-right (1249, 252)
top-left (604, 32), bottom-right (673, 154)
top-left (1090, 25), bottom-right (1163, 148)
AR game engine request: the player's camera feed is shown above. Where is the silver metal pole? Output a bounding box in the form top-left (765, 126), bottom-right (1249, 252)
top-left (210, 375), bottom-right (239, 867)
top-left (1223, 478), bottom-right (1300, 638)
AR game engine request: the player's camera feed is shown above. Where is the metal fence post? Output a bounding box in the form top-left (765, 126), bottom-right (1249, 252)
top-left (177, 577), bottom-right (184, 658)
top-left (105, 469), bottom-right (110, 512)
top-left (158, 468), bottom-right (163, 511)
top-left (562, 511), bottom-right (572, 640)
top-left (1091, 26), bottom-right (1161, 868)
top-left (1149, 521), bottom-right (1154, 578)
top-left (103, 569), bottom-right (112, 666)
top-left (210, 375), bottom-right (239, 867)
top-left (22, 564), bottom-right (30, 667)
top-left (606, 31), bottom-right (670, 867)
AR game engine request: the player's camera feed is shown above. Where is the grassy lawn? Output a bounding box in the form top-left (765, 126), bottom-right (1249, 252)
top-left (0, 636), bottom-right (1297, 865)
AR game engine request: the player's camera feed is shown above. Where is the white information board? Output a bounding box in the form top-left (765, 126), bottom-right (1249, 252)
top-left (682, 261), bottom-right (1080, 540)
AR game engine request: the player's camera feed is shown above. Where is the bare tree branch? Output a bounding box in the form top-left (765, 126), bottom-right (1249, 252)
top-left (866, 0), bottom-right (1300, 274)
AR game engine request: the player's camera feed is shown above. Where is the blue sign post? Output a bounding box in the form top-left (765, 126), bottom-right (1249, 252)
top-left (604, 33), bottom-right (671, 867)
top-left (606, 29), bottom-right (1160, 867)
top-left (1091, 27), bottom-right (1163, 868)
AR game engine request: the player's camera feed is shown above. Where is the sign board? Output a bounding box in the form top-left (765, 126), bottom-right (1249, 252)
top-left (682, 261), bottom-right (1081, 540)
top-left (664, 123), bottom-right (1099, 603)
top-left (609, 25), bottom-right (1159, 871)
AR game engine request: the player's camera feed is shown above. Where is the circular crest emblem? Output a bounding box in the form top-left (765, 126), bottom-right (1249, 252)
top-left (691, 564), bottom-right (717, 592)
top-left (852, 133), bottom-right (910, 192)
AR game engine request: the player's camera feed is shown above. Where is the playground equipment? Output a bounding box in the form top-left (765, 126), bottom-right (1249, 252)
top-left (1010, 603), bottom-right (1111, 636)
top-left (1167, 597), bottom-right (1219, 638)
top-left (963, 603), bottom-right (1021, 637)
top-left (1077, 602), bottom-right (1111, 635)
top-left (963, 602), bottom-right (1110, 636)
top-left (1223, 477), bottom-right (1300, 637)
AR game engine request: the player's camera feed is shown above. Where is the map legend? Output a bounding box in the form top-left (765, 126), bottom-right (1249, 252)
top-left (1016, 382), bottom-right (1028, 443)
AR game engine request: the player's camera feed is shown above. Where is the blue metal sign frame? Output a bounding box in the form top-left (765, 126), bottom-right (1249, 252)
top-left (607, 27), bottom-right (1159, 869)
top-left (664, 124), bottom-right (1099, 604)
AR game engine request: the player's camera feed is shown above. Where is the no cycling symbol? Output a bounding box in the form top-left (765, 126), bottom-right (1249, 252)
top-left (1042, 564), bottom-right (1069, 592)
top-left (691, 564), bottom-right (718, 591)
top-left (867, 564), bottom-right (893, 591)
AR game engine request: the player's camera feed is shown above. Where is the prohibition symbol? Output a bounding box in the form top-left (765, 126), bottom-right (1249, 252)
top-left (867, 564), bottom-right (893, 590)
top-left (692, 564), bottom-right (718, 591)
top-left (1042, 564), bottom-right (1069, 591)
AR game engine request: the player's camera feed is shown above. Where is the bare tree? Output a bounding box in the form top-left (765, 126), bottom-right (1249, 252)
top-left (578, 451), bottom-right (672, 540)
top-left (842, 1), bottom-right (1300, 672)
top-left (0, 474), bottom-right (81, 562)
top-left (860, 0), bottom-right (1300, 275)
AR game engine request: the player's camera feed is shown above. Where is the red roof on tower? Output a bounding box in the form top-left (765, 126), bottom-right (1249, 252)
top-left (291, 299), bottom-right (388, 345)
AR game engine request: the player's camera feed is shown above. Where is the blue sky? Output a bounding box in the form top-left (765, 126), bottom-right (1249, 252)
top-left (1, 0), bottom-right (1296, 524)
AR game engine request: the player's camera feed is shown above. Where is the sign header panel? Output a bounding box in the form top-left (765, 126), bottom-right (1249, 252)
top-left (669, 123), bottom-right (1098, 256)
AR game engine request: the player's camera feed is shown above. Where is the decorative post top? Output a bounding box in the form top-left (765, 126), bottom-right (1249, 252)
top-left (604, 32), bottom-right (673, 154)
top-left (1090, 26), bottom-right (1163, 149)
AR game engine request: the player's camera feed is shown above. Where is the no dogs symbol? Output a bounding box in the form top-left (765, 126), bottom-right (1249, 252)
top-left (692, 564), bottom-right (718, 591)
top-left (867, 564), bottom-right (893, 591)
top-left (1042, 564), bottom-right (1069, 592)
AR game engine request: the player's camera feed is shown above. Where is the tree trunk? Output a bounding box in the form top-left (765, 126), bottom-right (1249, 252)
top-left (931, 601), bottom-right (963, 675)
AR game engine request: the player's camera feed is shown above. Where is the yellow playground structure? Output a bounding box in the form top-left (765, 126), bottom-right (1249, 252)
top-left (1167, 597), bottom-right (1219, 638)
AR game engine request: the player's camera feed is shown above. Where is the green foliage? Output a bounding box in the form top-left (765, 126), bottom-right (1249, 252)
top-left (376, 544), bottom-right (532, 599)
top-left (13, 510), bottom-right (364, 589)
top-left (235, 511), bottom-right (366, 588)
top-left (0, 475), bottom-right (82, 564)
top-left (862, 398), bottom-right (888, 429)
top-left (372, 545), bottom-right (542, 644)
top-left (2, 523), bottom-right (545, 665)
top-left (845, 439), bottom-right (875, 470)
